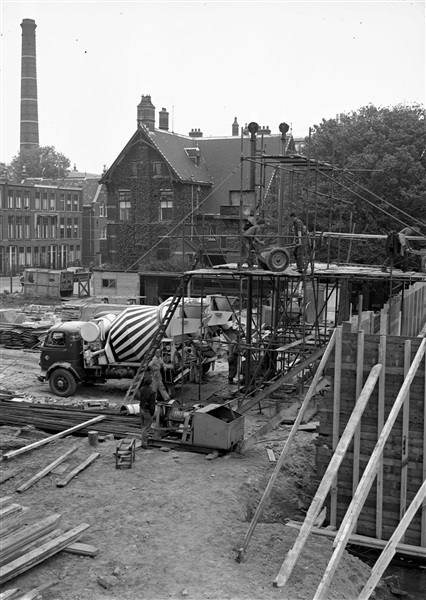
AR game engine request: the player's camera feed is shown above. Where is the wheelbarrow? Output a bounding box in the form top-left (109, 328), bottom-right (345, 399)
top-left (256, 245), bottom-right (293, 273)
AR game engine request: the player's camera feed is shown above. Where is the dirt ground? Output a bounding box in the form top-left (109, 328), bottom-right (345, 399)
top-left (0, 323), bottom-right (389, 599)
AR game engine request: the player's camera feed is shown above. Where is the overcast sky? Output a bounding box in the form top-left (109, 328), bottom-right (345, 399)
top-left (1, 0), bottom-right (425, 175)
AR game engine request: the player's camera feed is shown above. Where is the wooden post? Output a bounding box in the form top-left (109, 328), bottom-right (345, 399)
top-left (88, 431), bottom-right (99, 447)
top-left (330, 325), bottom-right (342, 528)
top-left (273, 363), bottom-right (382, 588)
top-left (376, 335), bottom-right (386, 540)
top-left (399, 340), bottom-right (411, 543)
top-left (352, 329), bottom-right (364, 534)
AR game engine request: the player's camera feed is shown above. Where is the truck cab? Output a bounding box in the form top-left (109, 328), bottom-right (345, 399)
top-left (38, 322), bottom-right (87, 396)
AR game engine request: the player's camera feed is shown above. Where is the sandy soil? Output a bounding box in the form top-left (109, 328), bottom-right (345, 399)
top-left (0, 342), bottom-right (384, 600)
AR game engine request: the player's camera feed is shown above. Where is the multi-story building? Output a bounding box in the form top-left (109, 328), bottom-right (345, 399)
top-left (100, 95), bottom-right (303, 269)
top-left (0, 180), bottom-right (83, 274)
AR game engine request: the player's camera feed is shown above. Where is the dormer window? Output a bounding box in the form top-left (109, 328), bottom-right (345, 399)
top-left (184, 148), bottom-right (201, 167)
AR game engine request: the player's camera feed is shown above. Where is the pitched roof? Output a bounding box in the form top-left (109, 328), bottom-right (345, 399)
top-left (101, 126), bottom-right (212, 186)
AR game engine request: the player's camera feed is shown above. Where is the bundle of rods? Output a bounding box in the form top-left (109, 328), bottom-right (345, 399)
top-left (0, 400), bottom-right (141, 439)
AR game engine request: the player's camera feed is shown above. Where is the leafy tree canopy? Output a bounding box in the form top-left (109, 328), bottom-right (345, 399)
top-left (8, 146), bottom-right (71, 182)
top-left (305, 103), bottom-right (426, 237)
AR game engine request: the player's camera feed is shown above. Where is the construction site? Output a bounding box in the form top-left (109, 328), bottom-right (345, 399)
top-left (1, 145), bottom-right (426, 600)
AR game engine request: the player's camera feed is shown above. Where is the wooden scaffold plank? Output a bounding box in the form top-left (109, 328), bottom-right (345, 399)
top-left (16, 446), bottom-right (78, 494)
top-left (2, 416), bottom-right (105, 461)
top-left (56, 453), bottom-right (100, 488)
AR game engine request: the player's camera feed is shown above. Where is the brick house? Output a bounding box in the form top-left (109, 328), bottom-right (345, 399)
top-left (100, 95), bottom-right (301, 268)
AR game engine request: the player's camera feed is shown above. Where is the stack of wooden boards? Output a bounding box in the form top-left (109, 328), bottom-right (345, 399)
top-left (0, 498), bottom-right (98, 595)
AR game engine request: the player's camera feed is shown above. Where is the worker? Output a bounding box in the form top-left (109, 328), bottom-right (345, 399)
top-left (227, 339), bottom-right (240, 384)
top-left (381, 225), bottom-right (421, 273)
top-left (148, 349), bottom-right (171, 401)
top-left (290, 213), bottom-right (308, 272)
top-left (135, 375), bottom-right (156, 448)
top-left (242, 219), bottom-right (267, 268)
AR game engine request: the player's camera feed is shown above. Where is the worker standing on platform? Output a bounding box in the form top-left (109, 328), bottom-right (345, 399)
top-left (290, 213), bottom-right (308, 272)
top-left (242, 219), bottom-right (267, 268)
top-left (136, 376), bottom-right (156, 448)
top-left (148, 349), bottom-right (171, 401)
top-left (381, 225), bottom-right (421, 273)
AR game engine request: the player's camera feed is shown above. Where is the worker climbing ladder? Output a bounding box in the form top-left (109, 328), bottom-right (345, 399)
top-left (121, 250), bottom-right (202, 405)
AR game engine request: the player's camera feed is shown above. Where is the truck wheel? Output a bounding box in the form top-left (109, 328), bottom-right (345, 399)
top-left (266, 248), bottom-right (290, 272)
top-left (49, 368), bottom-right (77, 397)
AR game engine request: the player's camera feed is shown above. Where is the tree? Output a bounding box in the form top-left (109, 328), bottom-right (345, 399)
top-left (301, 103), bottom-right (426, 264)
top-left (8, 146), bottom-right (71, 182)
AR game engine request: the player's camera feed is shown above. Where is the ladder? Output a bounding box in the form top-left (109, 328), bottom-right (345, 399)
top-left (121, 250), bottom-right (202, 405)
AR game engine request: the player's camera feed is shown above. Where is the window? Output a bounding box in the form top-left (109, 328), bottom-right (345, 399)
top-left (59, 245), bottom-right (67, 269)
top-left (34, 247), bottom-right (39, 266)
top-left (16, 217), bottom-right (23, 239)
top-left (15, 190), bottom-right (22, 209)
top-left (58, 193), bottom-right (65, 211)
top-left (60, 218), bottom-right (65, 239)
top-left (8, 189), bottom-right (14, 209)
top-left (74, 218), bottom-right (79, 238)
top-left (118, 189), bottom-right (131, 220)
top-left (24, 217), bottom-right (31, 239)
top-left (8, 216), bottom-right (14, 238)
top-left (46, 331), bottom-right (66, 347)
top-left (42, 217), bottom-right (49, 239)
top-left (25, 248), bottom-right (32, 266)
top-left (99, 201), bottom-right (106, 217)
top-left (66, 218), bottom-right (72, 238)
top-left (35, 217), bottom-right (41, 239)
top-left (0, 187), bottom-right (3, 208)
top-left (100, 226), bottom-right (107, 240)
top-left (42, 192), bottom-right (48, 210)
top-left (157, 238), bottom-right (170, 260)
top-left (119, 201), bottom-right (131, 220)
top-left (23, 191), bottom-right (30, 209)
top-left (66, 193), bottom-right (72, 211)
top-left (35, 191), bottom-right (41, 210)
top-left (49, 192), bottom-right (56, 211)
top-left (50, 218), bottom-right (57, 239)
top-left (102, 278), bottom-right (116, 289)
top-left (18, 247), bottom-right (24, 267)
top-left (160, 200), bottom-right (173, 221)
top-left (73, 194), bottom-right (79, 211)
top-left (153, 162), bottom-right (163, 176)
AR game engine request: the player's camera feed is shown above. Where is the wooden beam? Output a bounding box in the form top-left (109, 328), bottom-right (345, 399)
top-left (236, 330), bottom-right (337, 563)
top-left (330, 325), bottom-right (342, 529)
top-left (358, 480), bottom-right (426, 600)
top-left (2, 416), bottom-right (106, 461)
top-left (314, 338), bottom-right (426, 600)
top-left (0, 589), bottom-right (22, 600)
top-left (16, 447), bottom-right (78, 494)
top-left (56, 453), bottom-right (100, 488)
top-left (376, 335), bottom-right (386, 540)
top-left (422, 351), bottom-right (426, 547)
top-left (0, 505), bottom-right (22, 522)
top-left (0, 514), bottom-right (61, 567)
top-left (0, 508), bottom-right (30, 538)
top-left (273, 363), bottom-right (382, 588)
top-left (1, 530), bottom-right (63, 568)
top-left (61, 542), bottom-right (99, 557)
top-left (285, 521), bottom-right (426, 560)
top-left (352, 328), bottom-right (364, 530)
top-left (0, 523), bottom-right (90, 584)
top-left (399, 340), bottom-right (411, 543)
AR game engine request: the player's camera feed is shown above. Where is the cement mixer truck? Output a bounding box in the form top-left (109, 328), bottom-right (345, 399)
top-left (38, 295), bottom-right (238, 397)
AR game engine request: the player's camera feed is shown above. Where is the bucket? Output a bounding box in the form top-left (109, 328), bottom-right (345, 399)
top-left (120, 404), bottom-right (140, 415)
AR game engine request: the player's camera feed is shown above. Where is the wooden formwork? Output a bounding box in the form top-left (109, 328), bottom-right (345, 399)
top-left (316, 330), bottom-right (426, 549)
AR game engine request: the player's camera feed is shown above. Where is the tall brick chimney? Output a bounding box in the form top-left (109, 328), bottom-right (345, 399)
top-left (20, 18), bottom-right (39, 151)
top-left (137, 95), bottom-right (155, 130)
top-left (159, 108), bottom-right (169, 131)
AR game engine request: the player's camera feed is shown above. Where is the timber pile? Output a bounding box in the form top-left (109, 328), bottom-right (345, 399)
top-left (0, 499), bottom-right (95, 592)
top-left (0, 401), bottom-right (140, 439)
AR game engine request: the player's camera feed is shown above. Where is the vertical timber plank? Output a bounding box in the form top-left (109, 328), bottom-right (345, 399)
top-left (330, 326), bottom-right (343, 528)
top-left (399, 340), bottom-right (411, 543)
top-left (376, 334), bottom-right (386, 540)
top-left (352, 328), bottom-right (364, 536)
